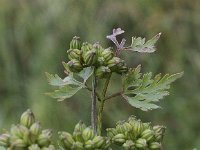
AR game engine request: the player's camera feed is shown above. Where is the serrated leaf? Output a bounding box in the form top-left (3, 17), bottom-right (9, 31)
top-left (122, 66), bottom-right (183, 111)
top-left (45, 68), bottom-right (93, 101)
top-left (45, 72), bottom-right (82, 86)
top-left (129, 33), bottom-right (161, 53)
top-left (46, 85), bottom-right (82, 101)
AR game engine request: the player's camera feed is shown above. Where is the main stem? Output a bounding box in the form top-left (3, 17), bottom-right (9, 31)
top-left (98, 74), bottom-right (112, 135)
top-left (91, 73), bottom-right (97, 134)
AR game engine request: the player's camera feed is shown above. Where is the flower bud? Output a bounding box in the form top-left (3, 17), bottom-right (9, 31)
top-left (28, 144), bottom-right (40, 150)
top-left (106, 128), bottom-right (117, 138)
top-left (20, 109), bottom-right (35, 128)
top-left (153, 126), bottom-right (165, 142)
top-left (67, 59), bottom-right (83, 73)
top-left (116, 65), bottom-right (128, 74)
top-left (107, 57), bottom-right (124, 71)
top-left (95, 66), bottom-right (111, 79)
top-left (11, 139), bottom-right (27, 149)
top-left (0, 133), bottom-right (10, 147)
top-left (81, 42), bottom-right (92, 52)
top-left (132, 120), bottom-right (144, 137)
top-left (101, 49), bottom-right (114, 62)
top-left (10, 125), bottom-right (23, 138)
top-left (122, 140), bottom-right (135, 149)
top-left (149, 142), bottom-right (161, 150)
top-left (37, 129), bottom-right (52, 147)
top-left (71, 141), bottom-right (83, 150)
top-left (67, 49), bottom-right (81, 60)
top-left (59, 131), bottom-right (74, 148)
top-left (97, 57), bottom-right (105, 66)
top-left (141, 129), bottom-right (155, 142)
top-left (70, 36), bottom-right (81, 50)
top-left (83, 50), bottom-right (97, 66)
top-left (112, 134), bottom-right (126, 145)
top-left (82, 127), bottom-right (94, 141)
top-left (85, 140), bottom-right (94, 149)
top-left (135, 138), bottom-right (147, 149)
top-left (41, 145), bottom-right (55, 150)
top-left (30, 122), bottom-right (42, 137)
top-left (92, 136), bottom-right (105, 148)
top-left (73, 132), bottom-right (84, 143)
top-left (73, 121), bottom-right (86, 133)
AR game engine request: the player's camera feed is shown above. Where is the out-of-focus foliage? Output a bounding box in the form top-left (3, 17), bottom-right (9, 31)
top-left (0, 0), bottom-right (199, 150)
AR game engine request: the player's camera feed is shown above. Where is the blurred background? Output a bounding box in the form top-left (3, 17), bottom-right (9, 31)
top-left (0, 0), bottom-right (200, 149)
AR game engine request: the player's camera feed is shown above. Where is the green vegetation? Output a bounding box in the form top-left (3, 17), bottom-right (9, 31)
top-left (0, 0), bottom-right (199, 149)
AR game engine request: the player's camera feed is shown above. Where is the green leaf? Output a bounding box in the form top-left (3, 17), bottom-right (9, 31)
top-left (122, 65), bottom-right (183, 111)
top-left (45, 67), bottom-right (93, 101)
top-left (78, 67), bottom-right (94, 82)
top-left (46, 85), bottom-right (82, 101)
top-left (129, 33), bottom-right (161, 53)
top-left (45, 72), bottom-right (82, 86)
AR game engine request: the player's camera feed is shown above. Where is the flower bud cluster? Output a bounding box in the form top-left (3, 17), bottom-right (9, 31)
top-left (106, 116), bottom-right (165, 150)
top-left (59, 121), bottom-right (111, 150)
top-left (65, 37), bottom-right (128, 78)
top-left (0, 109), bottom-right (55, 150)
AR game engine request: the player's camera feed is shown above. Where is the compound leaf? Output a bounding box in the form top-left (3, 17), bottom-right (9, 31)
top-left (129, 33), bottom-right (161, 53)
top-left (122, 65), bottom-right (183, 111)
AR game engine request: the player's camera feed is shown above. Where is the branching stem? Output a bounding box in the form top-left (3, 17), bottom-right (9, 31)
top-left (97, 73), bottom-right (112, 135)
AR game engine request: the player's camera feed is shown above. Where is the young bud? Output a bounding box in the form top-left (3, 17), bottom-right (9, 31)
top-left (101, 49), bottom-right (114, 62)
top-left (107, 57), bottom-right (124, 71)
top-left (73, 121), bottom-right (86, 133)
top-left (149, 142), bottom-right (161, 150)
top-left (59, 131), bottom-right (74, 148)
top-left (0, 133), bottom-right (10, 147)
top-left (153, 126), bottom-right (166, 142)
top-left (73, 132), bottom-right (84, 143)
top-left (122, 140), bottom-right (135, 149)
top-left (106, 128), bottom-right (117, 138)
top-left (41, 145), bottom-right (55, 150)
top-left (82, 127), bottom-right (95, 141)
top-left (92, 136), bottom-right (105, 148)
top-left (141, 129), bottom-right (155, 142)
top-left (85, 140), bottom-right (94, 149)
top-left (71, 141), bottom-right (84, 150)
top-left (132, 120), bottom-right (144, 137)
top-left (67, 49), bottom-right (81, 60)
top-left (112, 134), bottom-right (126, 145)
top-left (11, 139), bottom-right (27, 149)
top-left (83, 50), bottom-right (97, 66)
top-left (67, 59), bottom-right (83, 73)
top-left (37, 129), bottom-right (52, 147)
top-left (10, 125), bottom-right (23, 138)
top-left (20, 109), bottom-right (35, 128)
top-left (116, 65), bottom-right (128, 74)
top-left (135, 138), bottom-right (147, 149)
top-left (95, 66), bottom-right (111, 79)
top-left (81, 42), bottom-right (92, 52)
top-left (28, 144), bottom-right (40, 150)
top-left (30, 122), bottom-right (42, 137)
top-left (70, 36), bottom-right (81, 50)
top-left (97, 57), bottom-right (105, 66)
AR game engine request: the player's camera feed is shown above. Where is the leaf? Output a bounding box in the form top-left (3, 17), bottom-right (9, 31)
top-left (122, 65), bottom-right (183, 111)
top-left (45, 72), bottom-right (82, 86)
top-left (46, 85), bottom-right (82, 101)
top-left (78, 67), bottom-right (94, 82)
top-left (129, 33), bottom-right (161, 53)
top-left (45, 68), bottom-right (93, 101)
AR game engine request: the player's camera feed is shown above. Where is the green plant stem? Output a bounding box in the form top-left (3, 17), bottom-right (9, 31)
top-left (103, 92), bottom-right (122, 101)
top-left (91, 73), bottom-right (98, 134)
top-left (86, 86), bottom-right (101, 101)
top-left (97, 73), bottom-right (112, 135)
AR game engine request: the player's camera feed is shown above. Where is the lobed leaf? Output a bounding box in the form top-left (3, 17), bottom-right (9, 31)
top-left (129, 33), bottom-right (161, 53)
top-left (46, 67), bottom-right (93, 101)
top-left (122, 65), bottom-right (183, 111)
